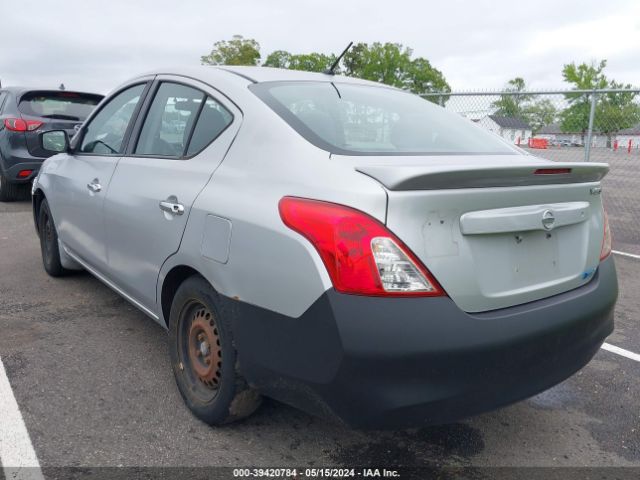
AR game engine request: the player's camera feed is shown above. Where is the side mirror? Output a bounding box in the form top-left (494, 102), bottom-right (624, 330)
top-left (40, 130), bottom-right (70, 154)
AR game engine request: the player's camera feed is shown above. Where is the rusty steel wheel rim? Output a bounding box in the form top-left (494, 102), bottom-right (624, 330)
top-left (178, 300), bottom-right (222, 402)
top-left (184, 305), bottom-right (222, 391)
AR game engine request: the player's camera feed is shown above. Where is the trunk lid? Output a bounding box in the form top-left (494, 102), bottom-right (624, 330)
top-left (345, 154), bottom-right (608, 313)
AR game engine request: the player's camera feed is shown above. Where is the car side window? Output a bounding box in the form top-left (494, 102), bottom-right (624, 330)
top-left (186, 97), bottom-right (233, 156)
top-left (135, 83), bottom-right (205, 157)
top-left (0, 92), bottom-right (7, 113)
top-left (80, 84), bottom-right (146, 155)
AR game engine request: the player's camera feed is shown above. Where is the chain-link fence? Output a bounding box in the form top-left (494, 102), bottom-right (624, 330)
top-left (423, 89), bottom-right (640, 255)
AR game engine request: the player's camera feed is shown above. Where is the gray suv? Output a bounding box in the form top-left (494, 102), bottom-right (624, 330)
top-left (0, 87), bottom-right (103, 201)
top-left (32, 67), bottom-right (618, 428)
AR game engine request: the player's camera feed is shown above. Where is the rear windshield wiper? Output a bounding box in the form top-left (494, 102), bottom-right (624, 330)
top-left (41, 114), bottom-right (81, 121)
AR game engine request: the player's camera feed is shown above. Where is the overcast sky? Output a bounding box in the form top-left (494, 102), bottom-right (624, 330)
top-left (1, 0), bottom-right (638, 94)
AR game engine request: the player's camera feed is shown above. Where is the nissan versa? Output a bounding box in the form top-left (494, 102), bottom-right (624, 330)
top-left (0, 87), bottom-right (103, 201)
top-left (32, 66), bottom-right (618, 429)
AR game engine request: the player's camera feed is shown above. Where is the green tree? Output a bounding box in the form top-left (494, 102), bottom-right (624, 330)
top-left (342, 42), bottom-right (450, 100)
top-left (200, 39), bottom-right (451, 102)
top-left (562, 60), bottom-right (609, 90)
top-left (594, 81), bottom-right (640, 146)
top-left (201, 35), bottom-right (260, 66)
top-left (491, 77), bottom-right (531, 118)
top-left (491, 77), bottom-right (532, 117)
top-left (405, 57), bottom-right (450, 96)
top-left (343, 42), bottom-right (412, 86)
top-left (523, 99), bottom-right (557, 134)
top-left (559, 60), bottom-right (608, 142)
top-left (559, 60), bottom-right (639, 146)
top-left (261, 50), bottom-right (290, 69)
top-left (491, 77), bottom-right (557, 134)
top-left (264, 51), bottom-right (335, 72)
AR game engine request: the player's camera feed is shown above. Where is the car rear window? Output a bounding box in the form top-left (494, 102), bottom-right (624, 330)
top-left (19, 91), bottom-right (103, 121)
top-left (250, 81), bottom-right (517, 156)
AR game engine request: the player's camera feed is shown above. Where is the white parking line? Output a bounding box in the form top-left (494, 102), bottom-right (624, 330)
top-left (613, 250), bottom-right (640, 260)
top-left (0, 357), bottom-right (44, 480)
top-left (601, 342), bottom-right (640, 362)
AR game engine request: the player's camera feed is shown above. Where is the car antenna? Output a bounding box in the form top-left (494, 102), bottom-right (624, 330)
top-left (324, 41), bottom-right (353, 76)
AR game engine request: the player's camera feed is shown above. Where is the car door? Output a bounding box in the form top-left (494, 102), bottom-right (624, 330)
top-left (104, 77), bottom-right (240, 311)
top-left (49, 82), bottom-right (150, 271)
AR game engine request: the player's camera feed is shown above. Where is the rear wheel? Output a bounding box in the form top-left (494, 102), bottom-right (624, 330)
top-left (38, 199), bottom-right (71, 277)
top-left (169, 275), bottom-right (261, 425)
top-left (0, 172), bottom-right (26, 202)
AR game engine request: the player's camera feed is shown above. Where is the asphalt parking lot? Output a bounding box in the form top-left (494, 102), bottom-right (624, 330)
top-left (1, 197), bottom-right (639, 477)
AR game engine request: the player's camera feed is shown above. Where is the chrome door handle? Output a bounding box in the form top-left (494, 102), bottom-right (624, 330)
top-left (87, 180), bottom-right (102, 193)
top-left (159, 199), bottom-right (185, 216)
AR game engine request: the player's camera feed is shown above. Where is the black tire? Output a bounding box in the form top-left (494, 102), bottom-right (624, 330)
top-left (0, 172), bottom-right (26, 202)
top-left (169, 275), bottom-right (261, 425)
top-left (38, 199), bottom-right (71, 277)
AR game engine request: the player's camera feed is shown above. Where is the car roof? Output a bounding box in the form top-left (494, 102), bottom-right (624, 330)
top-left (217, 66), bottom-right (387, 87)
top-left (139, 65), bottom-right (391, 89)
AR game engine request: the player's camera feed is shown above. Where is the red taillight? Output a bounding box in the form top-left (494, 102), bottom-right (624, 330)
top-left (3, 118), bottom-right (42, 132)
top-left (4, 118), bottom-right (27, 131)
top-left (279, 197), bottom-right (444, 297)
top-left (600, 210), bottom-right (612, 260)
top-left (534, 168), bottom-right (572, 175)
top-left (17, 170), bottom-right (33, 178)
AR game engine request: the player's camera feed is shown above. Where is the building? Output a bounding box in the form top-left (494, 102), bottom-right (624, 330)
top-left (537, 123), bottom-right (602, 147)
top-left (537, 123), bottom-right (640, 149)
top-left (616, 124), bottom-right (640, 149)
top-left (477, 115), bottom-right (532, 145)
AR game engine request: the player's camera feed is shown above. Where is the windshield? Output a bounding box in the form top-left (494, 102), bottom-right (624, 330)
top-left (19, 91), bottom-right (103, 121)
top-left (250, 81), bottom-right (517, 156)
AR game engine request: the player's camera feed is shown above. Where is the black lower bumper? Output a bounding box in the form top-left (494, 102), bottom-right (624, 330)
top-left (228, 256), bottom-right (618, 429)
top-left (3, 161), bottom-right (42, 183)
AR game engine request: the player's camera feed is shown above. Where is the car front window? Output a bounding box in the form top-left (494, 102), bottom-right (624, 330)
top-left (80, 84), bottom-right (146, 155)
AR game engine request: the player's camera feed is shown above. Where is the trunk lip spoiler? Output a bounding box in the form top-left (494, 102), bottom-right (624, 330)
top-left (356, 162), bottom-right (609, 191)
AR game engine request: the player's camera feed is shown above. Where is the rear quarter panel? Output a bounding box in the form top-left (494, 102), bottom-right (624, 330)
top-left (159, 94), bottom-right (388, 321)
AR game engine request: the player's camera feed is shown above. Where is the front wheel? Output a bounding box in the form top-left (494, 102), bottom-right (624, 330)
top-left (38, 199), bottom-right (71, 277)
top-left (168, 275), bottom-right (261, 425)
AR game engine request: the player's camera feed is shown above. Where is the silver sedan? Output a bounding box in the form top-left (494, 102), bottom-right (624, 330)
top-left (32, 66), bottom-right (617, 428)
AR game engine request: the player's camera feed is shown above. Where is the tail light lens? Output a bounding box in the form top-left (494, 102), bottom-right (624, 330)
top-left (600, 209), bottom-right (612, 260)
top-left (279, 197), bottom-right (444, 297)
top-left (26, 120), bottom-right (43, 131)
top-left (4, 118), bottom-right (43, 132)
top-left (534, 168), bottom-right (572, 175)
top-left (4, 118), bottom-right (27, 131)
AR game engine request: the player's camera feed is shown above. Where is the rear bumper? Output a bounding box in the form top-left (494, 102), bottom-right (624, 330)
top-left (0, 146), bottom-right (43, 183)
top-left (4, 161), bottom-right (42, 183)
top-left (228, 256), bottom-right (618, 429)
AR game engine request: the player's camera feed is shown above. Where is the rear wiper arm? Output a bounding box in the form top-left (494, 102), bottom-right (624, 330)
top-left (41, 114), bottom-right (81, 121)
